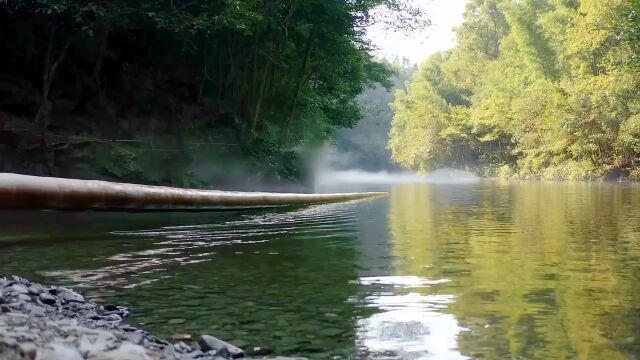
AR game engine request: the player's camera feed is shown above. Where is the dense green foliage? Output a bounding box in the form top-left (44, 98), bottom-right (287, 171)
top-left (0, 0), bottom-right (424, 187)
top-left (389, 0), bottom-right (640, 180)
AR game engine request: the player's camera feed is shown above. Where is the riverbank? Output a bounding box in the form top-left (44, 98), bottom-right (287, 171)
top-left (0, 275), bottom-right (305, 360)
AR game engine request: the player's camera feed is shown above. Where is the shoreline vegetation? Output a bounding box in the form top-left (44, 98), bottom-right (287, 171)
top-left (0, 275), bottom-right (306, 360)
top-left (388, 0), bottom-right (640, 182)
top-left (0, 0), bottom-right (425, 190)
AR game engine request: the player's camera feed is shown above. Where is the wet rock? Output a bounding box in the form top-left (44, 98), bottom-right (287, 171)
top-left (38, 293), bottom-right (56, 306)
top-left (160, 344), bottom-right (176, 359)
top-left (103, 306), bottom-right (130, 318)
top-left (119, 325), bottom-right (138, 332)
top-left (197, 335), bottom-right (244, 359)
top-left (173, 342), bottom-right (192, 353)
top-left (2, 282), bottom-right (17, 290)
top-left (126, 331), bottom-right (144, 345)
top-left (78, 333), bottom-right (118, 357)
top-left (228, 340), bottom-right (249, 349)
top-left (10, 285), bottom-right (29, 295)
top-left (87, 312), bottom-right (102, 320)
top-left (212, 347), bottom-right (231, 358)
top-left (103, 314), bottom-right (122, 322)
top-left (180, 350), bottom-right (203, 358)
top-left (27, 288), bottom-right (39, 296)
top-left (103, 304), bottom-right (119, 312)
top-left (25, 305), bottom-right (45, 317)
top-left (0, 340), bottom-right (22, 360)
top-left (170, 334), bottom-right (192, 341)
top-left (12, 276), bottom-right (30, 286)
top-left (56, 288), bottom-right (84, 303)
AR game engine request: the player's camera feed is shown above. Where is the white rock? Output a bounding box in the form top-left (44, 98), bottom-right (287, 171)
top-left (56, 288), bottom-right (84, 303)
top-left (78, 332), bottom-right (117, 357)
top-left (27, 305), bottom-right (46, 317)
top-left (10, 285), bottom-right (29, 295)
top-left (88, 342), bottom-right (150, 360)
top-left (36, 343), bottom-right (83, 360)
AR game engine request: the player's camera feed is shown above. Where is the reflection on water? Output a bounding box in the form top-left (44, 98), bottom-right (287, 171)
top-left (355, 276), bottom-right (467, 360)
top-left (387, 182), bottom-right (640, 359)
top-left (2, 181), bottom-right (640, 359)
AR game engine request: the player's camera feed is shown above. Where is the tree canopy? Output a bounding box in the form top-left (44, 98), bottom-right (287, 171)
top-left (0, 0), bottom-right (426, 186)
top-left (388, 0), bottom-right (640, 180)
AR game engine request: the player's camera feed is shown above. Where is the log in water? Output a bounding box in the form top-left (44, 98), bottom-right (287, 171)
top-left (0, 173), bottom-right (386, 211)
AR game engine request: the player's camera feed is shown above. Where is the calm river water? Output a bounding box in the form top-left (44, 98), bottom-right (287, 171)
top-left (2, 181), bottom-right (640, 359)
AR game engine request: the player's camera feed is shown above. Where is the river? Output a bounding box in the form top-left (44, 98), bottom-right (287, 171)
top-left (1, 180), bottom-right (640, 359)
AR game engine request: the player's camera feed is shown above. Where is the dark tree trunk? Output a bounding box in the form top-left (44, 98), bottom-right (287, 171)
top-left (251, 60), bottom-right (272, 135)
top-left (34, 25), bottom-right (72, 142)
top-left (283, 28), bottom-right (314, 140)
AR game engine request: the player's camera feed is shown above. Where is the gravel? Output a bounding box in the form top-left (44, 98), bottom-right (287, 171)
top-left (0, 275), bottom-right (307, 360)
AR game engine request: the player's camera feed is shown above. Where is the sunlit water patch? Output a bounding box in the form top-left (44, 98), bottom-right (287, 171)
top-left (353, 276), bottom-right (467, 359)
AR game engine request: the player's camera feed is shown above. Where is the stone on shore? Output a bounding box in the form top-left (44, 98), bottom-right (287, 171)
top-left (198, 335), bottom-right (245, 358)
top-left (56, 288), bottom-right (85, 303)
top-left (36, 343), bottom-right (84, 360)
top-left (0, 275), bottom-right (308, 360)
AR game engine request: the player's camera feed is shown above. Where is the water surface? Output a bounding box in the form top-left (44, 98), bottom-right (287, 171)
top-left (2, 181), bottom-right (640, 359)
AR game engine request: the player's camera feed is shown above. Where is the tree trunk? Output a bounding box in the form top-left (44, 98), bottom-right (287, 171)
top-left (93, 26), bottom-right (110, 86)
top-left (34, 25), bottom-right (72, 142)
top-left (283, 28), bottom-right (314, 140)
top-left (251, 60), bottom-right (272, 135)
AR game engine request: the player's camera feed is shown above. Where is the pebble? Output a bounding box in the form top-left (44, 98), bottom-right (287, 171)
top-left (173, 342), bottom-right (192, 353)
top-left (37, 343), bottom-right (84, 360)
top-left (246, 345), bottom-right (273, 356)
top-left (198, 335), bottom-right (244, 359)
top-left (170, 334), bottom-right (192, 341)
top-left (26, 305), bottom-right (46, 317)
top-left (39, 293), bottom-right (56, 306)
top-left (56, 288), bottom-right (85, 303)
top-left (88, 342), bottom-right (149, 360)
top-left (103, 314), bottom-right (123, 322)
top-left (127, 331), bottom-right (144, 345)
top-left (10, 285), bottom-right (29, 295)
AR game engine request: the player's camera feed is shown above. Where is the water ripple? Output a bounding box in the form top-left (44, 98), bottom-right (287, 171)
top-left (43, 203), bottom-right (357, 288)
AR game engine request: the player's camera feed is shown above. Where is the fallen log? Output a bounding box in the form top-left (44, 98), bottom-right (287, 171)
top-left (0, 173), bottom-right (386, 211)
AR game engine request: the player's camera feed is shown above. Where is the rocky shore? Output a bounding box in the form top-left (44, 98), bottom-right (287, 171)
top-left (0, 276), bottom-right (305, 360)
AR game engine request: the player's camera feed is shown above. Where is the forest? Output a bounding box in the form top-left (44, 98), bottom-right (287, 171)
top-left (329, 56), bottom-right (414, 172)
top-left (389, 0), bottom-right (640, 180)
top-left (0, 0), bottom-right (423, 188)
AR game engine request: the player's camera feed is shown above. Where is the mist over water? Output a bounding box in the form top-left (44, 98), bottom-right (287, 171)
top-left (314, 144), bottom-right (479, 190)
top-left (315, 168), bottom-right (480, 188)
